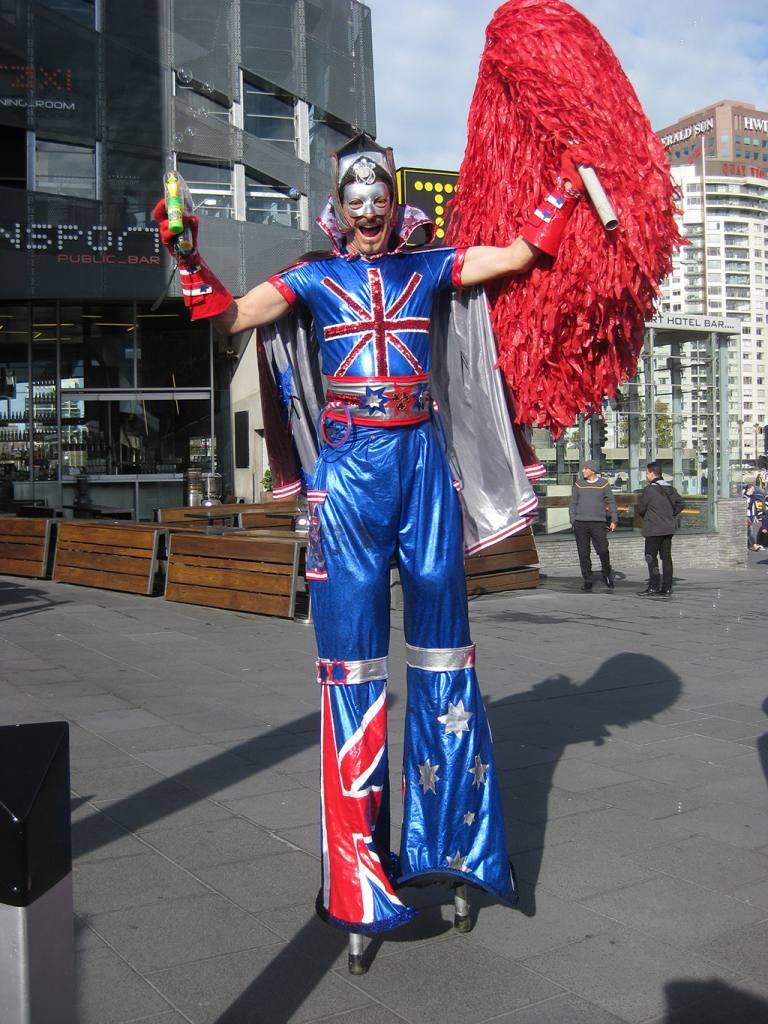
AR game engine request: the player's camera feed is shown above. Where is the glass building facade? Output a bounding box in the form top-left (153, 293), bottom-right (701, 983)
top-left (0, 0), bottom-right (375, 516)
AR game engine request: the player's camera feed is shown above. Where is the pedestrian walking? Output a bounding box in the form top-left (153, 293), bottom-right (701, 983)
top-left (744, 483), bottom-right (764, 551)
top-left (637, 461), bottom-right (685, 596)
top-left (755, 502), bottom-right (768, 549)
top-left (569, 460), bottom-right (618, 591)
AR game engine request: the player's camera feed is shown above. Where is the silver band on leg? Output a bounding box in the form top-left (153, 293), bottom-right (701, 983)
top-left (316, 656), bottom-right (388, 684)
top-left (405, 643), bottom-right (475, 672)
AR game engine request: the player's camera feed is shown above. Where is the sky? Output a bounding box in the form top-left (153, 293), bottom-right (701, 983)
top-left (363, 0), bottom-right (768, 170)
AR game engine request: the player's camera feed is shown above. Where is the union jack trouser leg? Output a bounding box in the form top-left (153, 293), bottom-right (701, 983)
top-left (316, 657), bottom-right (415, 934)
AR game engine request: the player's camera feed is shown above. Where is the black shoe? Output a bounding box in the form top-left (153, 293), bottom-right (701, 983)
top-left (581, 580), bottom-right (593, 592)
top-left (653, 586), bottom-right (672, 597)
top-left (603, 571), bottom-right (615, 589)
top-left (637, 584), bottom-right (659, 595)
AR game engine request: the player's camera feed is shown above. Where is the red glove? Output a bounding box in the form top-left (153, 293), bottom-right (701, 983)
top-left (521, 185), bottom-right (579, 259)
top-left (520, 143), bottom-right (593, 259)
top-left (152, 198), bottom-right (199, 258)
top-left (152, 199), bottom-right (233, 321)
top-left (559, 150), bottom-right (585, 195)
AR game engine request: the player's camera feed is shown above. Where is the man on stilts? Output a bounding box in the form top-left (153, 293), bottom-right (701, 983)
top-left (155, 131), bottom-right (581, 969)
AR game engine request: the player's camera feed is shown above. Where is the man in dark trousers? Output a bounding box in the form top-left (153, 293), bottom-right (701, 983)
top-left (637, 461), bottom-right (685, 596)
top-left (569, 460), bottom-right (618, 591)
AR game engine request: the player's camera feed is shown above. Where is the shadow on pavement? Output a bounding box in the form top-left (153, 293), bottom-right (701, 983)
top-left (0, 579), bottom-right (69, 621)
top-left (211, 918), bottom-right (348, 1024)
top-left (71, 710), bottom-right (323, 857)
top-left (70, 652), bottom-right (681, 1020)
top-left (72, 693), bottom-right (394, 857)
top-left (206, 652), bottom-right (684, 1020)
top-left (487, 652), bottom-right (682, 917)
top-left (759, 696), bottom-right (768, 788)
top-left (210, 893), bottom-right (454, 1024)
top-left (662, 977), bottom-right (768, 1023)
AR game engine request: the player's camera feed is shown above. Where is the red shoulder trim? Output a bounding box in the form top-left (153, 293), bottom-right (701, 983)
top-left (267, 276), bottom-right (298, 305)
top-left (452, 247), bottom-right (468, 288)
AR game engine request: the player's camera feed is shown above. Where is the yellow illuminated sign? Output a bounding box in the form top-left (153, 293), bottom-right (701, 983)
top-left (396, 167), bottom-right (459, 245)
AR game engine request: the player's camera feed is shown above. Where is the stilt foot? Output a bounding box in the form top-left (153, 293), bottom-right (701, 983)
top-left (348, 932), bottom-right (368, 975)
top-left (453, 883), bottom-right (472, 933)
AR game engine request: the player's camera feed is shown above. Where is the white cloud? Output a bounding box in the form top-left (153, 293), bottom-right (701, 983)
top-left (363, 0), bottom-right (768, 169)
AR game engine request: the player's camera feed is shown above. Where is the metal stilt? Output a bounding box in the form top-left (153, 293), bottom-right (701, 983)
top-left (453, 883), bottom-right (472, 933)
top-left (347, 931), bottom-right (367, 975)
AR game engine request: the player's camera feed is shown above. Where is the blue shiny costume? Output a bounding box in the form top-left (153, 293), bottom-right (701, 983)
top-left (272, 246), bottom-right (516, 933)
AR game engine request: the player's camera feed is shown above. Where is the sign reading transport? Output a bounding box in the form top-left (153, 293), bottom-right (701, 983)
top-left (0, 221), bottom-right (160, 258)
top-left (646, 312), bottom-right (741, 333)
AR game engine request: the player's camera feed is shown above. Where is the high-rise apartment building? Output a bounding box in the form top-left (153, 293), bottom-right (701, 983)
top-left (656, 100), bottom-right (768, 465)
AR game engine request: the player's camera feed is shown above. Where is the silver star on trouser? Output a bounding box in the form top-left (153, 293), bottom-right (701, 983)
top-left (417, 758), bottom-right (440, 794)
top-left (468, 754), bottom-right (488, 788)
top-left (446, 850), bottom-right (471, 872)
top-left (463, 811), bottom-right (476, 825)
top-left (437, 699), bottom-right (474, 737)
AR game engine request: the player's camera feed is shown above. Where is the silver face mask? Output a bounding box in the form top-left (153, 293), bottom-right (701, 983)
top-left (342, 180), bottom-right (392, 220)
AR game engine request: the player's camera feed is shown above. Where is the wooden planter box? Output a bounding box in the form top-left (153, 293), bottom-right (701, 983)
top-left (164, 530), bottom-right (309, 620)
top-left (0, 517), bottom-right (56, 578)
top-left (53, 522), bottom-right (167, 596)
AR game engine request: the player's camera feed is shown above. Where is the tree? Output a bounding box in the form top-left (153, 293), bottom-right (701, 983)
top-left (654, 401), bottom-right (673, 449)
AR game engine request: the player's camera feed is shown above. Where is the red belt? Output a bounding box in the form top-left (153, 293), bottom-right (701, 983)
top-left (324, 377), bottom-right (432, 427)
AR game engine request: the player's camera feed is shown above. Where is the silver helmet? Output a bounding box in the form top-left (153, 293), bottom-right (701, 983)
top-left (331, 132), bottom-right (398, 233)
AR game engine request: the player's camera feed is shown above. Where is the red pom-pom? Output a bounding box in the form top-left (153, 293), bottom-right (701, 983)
top-left (448, 0), bottom-right (685, 435)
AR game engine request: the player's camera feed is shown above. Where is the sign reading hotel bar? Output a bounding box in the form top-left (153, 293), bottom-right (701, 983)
top-left (646, 312), bottom-right (741, 333)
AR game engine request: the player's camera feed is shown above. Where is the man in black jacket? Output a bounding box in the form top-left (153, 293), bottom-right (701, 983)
top-left (637, 462), bottom-right (685, 596)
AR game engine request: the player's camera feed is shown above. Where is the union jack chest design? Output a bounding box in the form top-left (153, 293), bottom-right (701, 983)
top-left (275, 248), bottom-right (458, 380)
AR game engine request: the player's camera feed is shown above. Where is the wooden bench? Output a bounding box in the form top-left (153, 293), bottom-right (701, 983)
top-left (240, 499), bottom-right (301, 530)
top-left (52, 521), bottom-right (167, 596)
top-left (390, 528), bottom-right (540, 607)
top-left (465, 529), bottom-right (540, 594)
top-left (156, 499), bottom-right (300, 531)
top-left (0, 517), bottom-right (56, 578)
top-left (164, 529), bottom-right (309, 620)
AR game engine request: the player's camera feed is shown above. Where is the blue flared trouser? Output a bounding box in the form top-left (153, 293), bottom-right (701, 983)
top-left (308, 421), bottom-right (515, 933)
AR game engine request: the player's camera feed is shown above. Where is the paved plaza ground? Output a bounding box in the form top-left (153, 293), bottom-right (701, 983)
top-left (1, 550), bottom-right (767, 1023)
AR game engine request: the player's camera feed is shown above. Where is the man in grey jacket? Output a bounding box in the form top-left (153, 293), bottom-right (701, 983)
top-left (569, 460), bottom-right (618, 591)
top-left (637, 461), bottom-right (685, 596)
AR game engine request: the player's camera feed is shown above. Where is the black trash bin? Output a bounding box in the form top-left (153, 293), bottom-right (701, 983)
top-left (0, 722), bottom-right (74, 1023)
